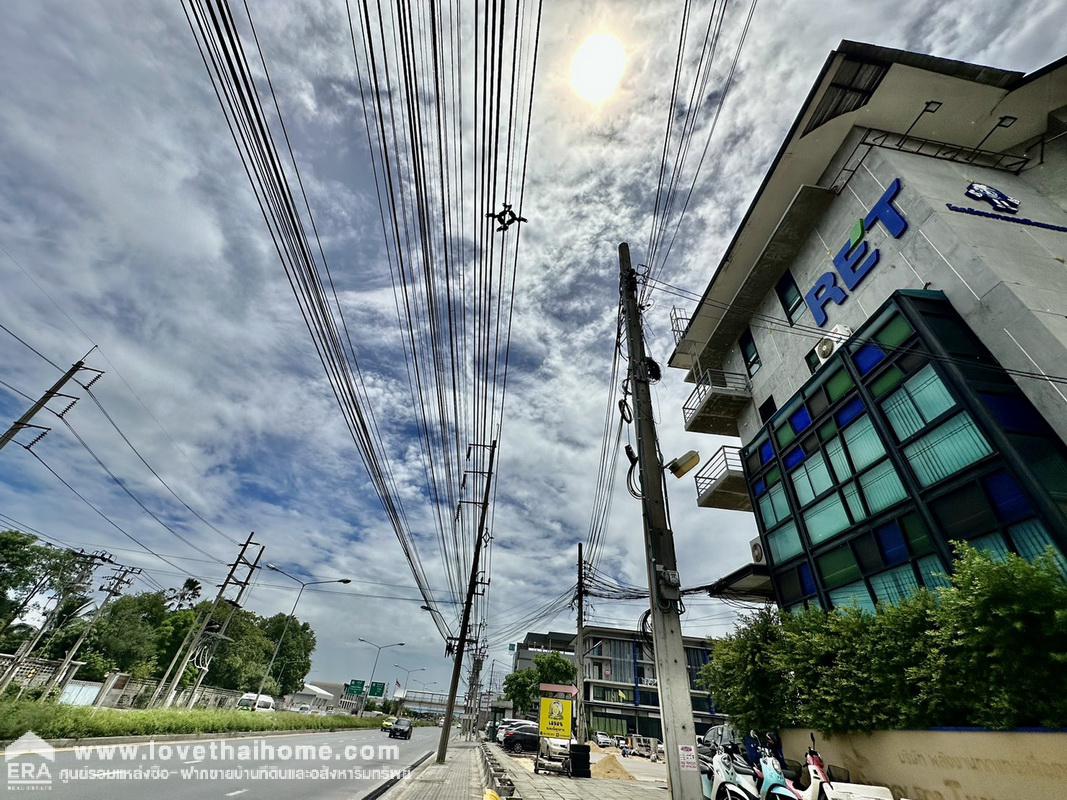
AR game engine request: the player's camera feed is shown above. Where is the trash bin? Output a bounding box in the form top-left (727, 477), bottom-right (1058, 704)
top-left (569, 743), bottom-right (591, 778)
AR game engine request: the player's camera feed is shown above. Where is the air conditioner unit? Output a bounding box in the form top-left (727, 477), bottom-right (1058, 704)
top-left (815, 324), bottom-right (854, 365)
top-left (750, 536), bottom-right (766, 565)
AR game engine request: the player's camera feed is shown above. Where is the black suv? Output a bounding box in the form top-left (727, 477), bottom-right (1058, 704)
top-left (501, 724), bottom-right (538, 753)
top-left (388, 718), bottom-right (413, 740)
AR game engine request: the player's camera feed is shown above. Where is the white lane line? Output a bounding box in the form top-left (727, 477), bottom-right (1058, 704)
top-left (224, 791), bottom-right (247, 797)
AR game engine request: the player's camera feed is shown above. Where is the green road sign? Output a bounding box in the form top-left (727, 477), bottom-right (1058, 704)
top-left (369, 681), bottom-right (386, 698)
top-left (347, 680), bottom-right (365, 696)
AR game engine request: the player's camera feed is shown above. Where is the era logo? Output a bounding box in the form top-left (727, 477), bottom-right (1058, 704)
top-left (805, 178), bottom-right (908, 327)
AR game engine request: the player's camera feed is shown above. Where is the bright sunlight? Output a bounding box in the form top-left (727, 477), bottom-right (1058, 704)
top-left (570, 34), bottom-right (626, 104)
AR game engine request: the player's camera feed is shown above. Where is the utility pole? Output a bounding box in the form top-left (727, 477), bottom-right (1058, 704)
top-left (618, 242), bottom-right (702, 799)
top-left (464, 652), bottom-right (484, 740)
top-left (0, 358), bottom-right (94, 452)
top-left (185, 543), bottom-right (263, 708)
top-left (40, 563), bottom-right (141, 699)
top-left (0, 549), bottom-right (111, 694)
top-left (159, 532), bottom-right (259, 707)
top-left (575, 541), bottom-right (586, 743)
top-left (436, 439), bottom-right (496, 764)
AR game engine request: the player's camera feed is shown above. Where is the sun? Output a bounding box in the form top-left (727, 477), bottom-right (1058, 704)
top-left (570, 34), bottom-right (626, 104)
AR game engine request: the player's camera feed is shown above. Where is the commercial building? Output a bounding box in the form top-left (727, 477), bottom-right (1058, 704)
top-left (670, 41), bottom-right (1067, 611)
top-left (510, 630), bottom-right (575, 672)
top-left (514, 626), bottom-right (718, 739)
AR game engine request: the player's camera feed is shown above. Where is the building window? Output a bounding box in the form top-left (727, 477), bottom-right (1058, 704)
top-left (1009, 519), bottom-right (1067, 576)
top-left (904, 412), bottom-right (993, 487)
top-left (775, 271), bottom-right (805, 324)
top-left (791, 452), bottom-right (833, 506)
top-left (758, 396), bottom-right (778, 424)
top-left (766, 522), bottom-right (802, 564)
top-left (739, 329), bottom-right (761, 377)
top-left (858, 460), bottom-right (907, 514)
top-left (804, 493), bottom-right (851, 544)
top-left (829, 581), bottom-right (875, 612)
top-left (882, 365), bottom-right (956, 441)
top-left (804, 348), bottom-right (821, 375)
top-left (758, 482), bottom-right (790, 528)
top-left (917, 554), bottom-right (950, 589)
top-left (870, 564), bottom-right (919, 605)
top-left (842, 415), bottom-right (886, 471)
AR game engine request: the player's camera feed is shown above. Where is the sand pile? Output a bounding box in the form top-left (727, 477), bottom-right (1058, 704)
top-left (590, 754), bottom-right (636, 781)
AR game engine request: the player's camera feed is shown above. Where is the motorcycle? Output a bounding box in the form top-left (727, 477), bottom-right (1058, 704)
top-left (748, 732), bottom-right (800, 799)
top-left (791, 733), bottom-right (894, 800)
top-left (700, 740), bottom-right (760, 800)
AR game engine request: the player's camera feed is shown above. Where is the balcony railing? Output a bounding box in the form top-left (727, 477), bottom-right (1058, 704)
top-left (670, 306), bottom-right (691, 346)
top-left (682, 369), bottom-right (751, 436)
top-left (694, 445), bottom-right (751, 511)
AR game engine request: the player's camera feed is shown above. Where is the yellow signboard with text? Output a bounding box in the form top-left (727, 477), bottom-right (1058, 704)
top-left (538, 697), bottom-right (573, 740)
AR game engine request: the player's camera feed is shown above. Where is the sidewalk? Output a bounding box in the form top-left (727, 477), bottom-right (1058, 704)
top-left (490, 744), bottom-right (669, 800)
top-left (386, 740), bottom-right (482, 800)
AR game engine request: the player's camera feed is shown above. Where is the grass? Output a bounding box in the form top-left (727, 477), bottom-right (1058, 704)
top-left (0, 701), bottom-right (386, 742)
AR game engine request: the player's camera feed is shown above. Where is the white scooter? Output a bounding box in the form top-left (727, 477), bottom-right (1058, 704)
top-left (792, 733), bottom-right (894, 800)
top-left (701, 741), bottom-right (760, 800)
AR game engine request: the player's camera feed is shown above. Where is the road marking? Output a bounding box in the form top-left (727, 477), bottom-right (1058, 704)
top-left (224, 791), bottom-right (247, 797)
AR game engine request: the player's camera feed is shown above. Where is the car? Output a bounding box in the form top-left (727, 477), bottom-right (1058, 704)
top-left (380, 716), bottom-right (398, 732)
top-left (594, 731), bottom-right (612, 748)
top-left (501, 725), bottom-right (539, 754)
top-left (542, 737), bottom-right (574, 760)
top-left (389, 718), bottom-right (413, 740)
top-left (495, 721), bottom-right (535, 743)
top-left (236, 693), bottom-right (275, 712)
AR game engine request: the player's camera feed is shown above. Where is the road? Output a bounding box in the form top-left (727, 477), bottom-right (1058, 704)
top-left (2, 726), bottom-right (438, 800)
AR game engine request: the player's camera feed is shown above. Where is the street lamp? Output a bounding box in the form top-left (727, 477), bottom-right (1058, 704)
top-left (392, 664), bottom-right (426, 716)
top-left (356, 637), bottom-right (404, 716)
top-left (256, 564), bottom-right (351, 700)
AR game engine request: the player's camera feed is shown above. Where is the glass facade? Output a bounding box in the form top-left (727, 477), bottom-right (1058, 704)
top-left (742, 293), bottom-right (1067, 611)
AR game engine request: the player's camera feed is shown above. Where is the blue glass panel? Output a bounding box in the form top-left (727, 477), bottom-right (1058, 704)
top-left (982, 471), bottom-right (1033, 524)
top-left (753, 479), bottom-right (767, 497)
top-left (789, 406), bottom-right (813, 435)
top-left (875, 521), bottom-right (909, 567)
top-left (759, 440), bottom-right (774, 466)
top-left (979, 392), bottom-right (1045, 435)
top-left (798, 562), bottom-right (816, 596)
top-left (835, 396), bottom-right (865, 429)
top-left (852, 343), bottom-right (887, 376)
top-left (784, 447), bottom-right (806, 470)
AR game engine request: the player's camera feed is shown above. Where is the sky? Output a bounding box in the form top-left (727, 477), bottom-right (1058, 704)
top-left (0, 0), bottom-right (1063, 699)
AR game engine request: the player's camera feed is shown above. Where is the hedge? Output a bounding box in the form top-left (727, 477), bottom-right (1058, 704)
top-left (698, 544), bottom-right (1067, 733)
top-left (0, 703), bottom-right (385, 741)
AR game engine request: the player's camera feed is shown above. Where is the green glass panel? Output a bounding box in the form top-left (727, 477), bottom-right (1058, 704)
top-left (843, 415), bottom-right (885, 471)
top-left (902, 513), bottom-right (934, 556)
top-left (766, 466), bottom-right (782, 487)
top-left (870, 366), bottom-right (905, 398)
top-left (842, 481), bottom-right (866, 522)
top-left (804, 493), bottom-right (851, 544)
top-left (884, 365), bottom-right (956, 441)
top-left (826, 436), bottom-right (851, 482)
top-left (758, 493), bottom-right (775, 529)
top-left (767, 522), bottom-right (803, 564)
top-left (791, 452), bottom-right (833, 507)
top-left (817, 547), bottom-right (861, 589)
top-left (818, 420), bottom-right (838, 442)
top-left (826, 369), bottom-right (854, 403)
top-left (1010, 519), bottom-right (1067, 577)
top-left (770, 482), bottom-right (790, 521)
top-left (917, 555), bottom-right (950, 589)
top-left (829, 582), bottom-right (875, 613)
top-left (870, 564), bottom-right (919, 605)
top-left (904, 413), bottom-right (993, 487)
top-left (776, 423), bottom-right (796, 449)
top-left (859, 460), bottom-right (907, 514)
top-left (874, 314), bottom-right (914, 348)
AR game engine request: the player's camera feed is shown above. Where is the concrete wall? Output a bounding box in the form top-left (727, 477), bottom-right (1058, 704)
top-left (727, 131), bottom-right (1067, 449)
top-left (781, 727), bottom-right (1067, 800)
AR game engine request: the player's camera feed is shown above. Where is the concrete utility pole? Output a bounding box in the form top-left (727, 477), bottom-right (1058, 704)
top-left (618, 243), bottom-right (702, 799)
top-left (40, 563), bottom-right (141, 700)
top-left (436, 439), bottom-right (496, 764)
top-left (0, 358), bottom-right (89, 452)
top-left (575, 541), bottom-right (586, 743)
top-left (159, 532), bottom-right (259, 707)
top-left (0, 549), bottom-right (111, 694)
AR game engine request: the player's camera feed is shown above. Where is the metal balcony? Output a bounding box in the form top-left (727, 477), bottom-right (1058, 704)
top-left (682, 369), bottom-right (751, 436)
top-left (694, 446), bottom-right (751, 511)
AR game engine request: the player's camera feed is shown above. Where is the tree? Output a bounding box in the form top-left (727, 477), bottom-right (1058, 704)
top-left (166, 579), bottom-right (203, 610)
top-left (0, 532), bottom-right (81, 637)
top-left (502, 652), bottom-right (577, 715)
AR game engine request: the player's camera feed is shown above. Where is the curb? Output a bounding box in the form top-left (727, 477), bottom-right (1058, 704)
top-left (0, 726), bottom-right (380, 752)
top-left (361, 749), bottom-right (433, 800)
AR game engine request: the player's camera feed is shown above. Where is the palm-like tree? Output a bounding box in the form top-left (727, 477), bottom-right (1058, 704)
top-left (166, 578), bottom-right (203, 610)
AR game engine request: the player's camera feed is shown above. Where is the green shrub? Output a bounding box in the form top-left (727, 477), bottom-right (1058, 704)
top-left (699, 546), bottom-right (1067, 733)
top-left (0, 703), bottom-right (382, 741)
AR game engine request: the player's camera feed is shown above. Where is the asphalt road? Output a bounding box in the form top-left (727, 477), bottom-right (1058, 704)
top-left (2, 726), bottom-right (438, 800)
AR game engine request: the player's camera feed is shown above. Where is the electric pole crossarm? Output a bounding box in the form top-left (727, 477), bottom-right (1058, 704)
top-left (618, 243), bottom-right (702, 799)
top-left (0, 360), bottom-right (85, 451)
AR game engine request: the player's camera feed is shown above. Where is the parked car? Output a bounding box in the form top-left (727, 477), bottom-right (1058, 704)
top-left (496, 721), bottom-right (536, 744)
top-left (501, 725), bottom-right (539, 754)
top-left (389, 718), bottom-right (413, 740)
top-left (542, 737), bottom-right (574, 760)
top-left (236, 693), bottom-right (275, 712)
top-left (380, 716), bottom-right (398, 732)
top-left (594, 731), bottom-right (613, 748)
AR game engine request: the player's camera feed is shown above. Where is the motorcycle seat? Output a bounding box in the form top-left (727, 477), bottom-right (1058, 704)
top-left (731, 760), bottom-right (756, 776)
